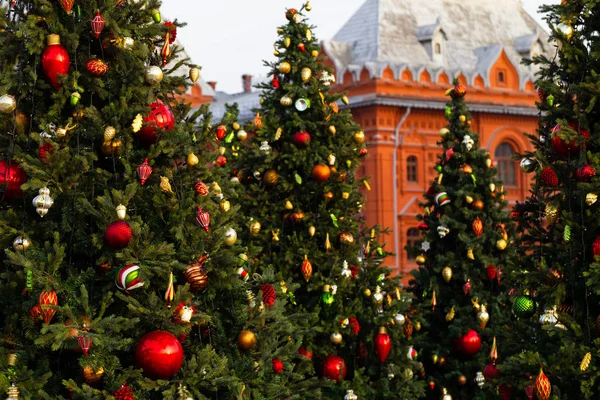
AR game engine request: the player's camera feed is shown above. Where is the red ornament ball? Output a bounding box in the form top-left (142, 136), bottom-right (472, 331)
top-left (42, 34), bottom-right (70, 90)
top-left (293, 131), bottom-right (311, 148)
top-left (215, 155), bottom-right (227, 167)
top-left (486, 264), bottom-right (498, 280)
top-left (551, 121), bottom-right (590, 157)
top-left (298, 347), bottom-right (313, 359)
top-left (322, 355), bottom-right (346, 381)
top-left (105, 220), bottom-right (132, 249)
top-left (135, 102), bottom-right (175, 147)
top-left (455, 329), bottom-right (481, 356)
top-left (483, 363), bottom-right (500, 380)
top-left (576, 164), bottom-right (596, 182)
top-left (285, 8), bottom-right (298, 20)
top-left (272, 358), bottom-right (283, 373)
top-left (540, 167), bottom-right (559, 186)
top-left (0, 160), bottom-right (27, 200)
top-left (136, 330), bottom-right (184, 379)
top-left (453, 84), bottom-right (467, 98)
top-left (216, 125), bottom-right (226, 140)
top-left (113, 383), bottom-right (134, 400)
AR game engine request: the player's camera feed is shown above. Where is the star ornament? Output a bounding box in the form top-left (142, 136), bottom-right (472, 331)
top-left (421, 241), bottom-right (431, 252)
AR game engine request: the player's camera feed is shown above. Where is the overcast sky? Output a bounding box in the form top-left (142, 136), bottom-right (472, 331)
top-left (161, 0), bottom-right (560, 94)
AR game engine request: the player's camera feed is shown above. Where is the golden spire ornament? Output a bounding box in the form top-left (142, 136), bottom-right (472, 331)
top-left (431, 290), bottom-right (437, 311)
top-left (6, 383), bottom-right (19, 400)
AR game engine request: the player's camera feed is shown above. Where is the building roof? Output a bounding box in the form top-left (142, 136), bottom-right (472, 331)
top-left (323, 0), bottom-right (550, 84)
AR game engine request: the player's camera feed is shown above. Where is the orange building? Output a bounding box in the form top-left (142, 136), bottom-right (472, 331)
top-left (186, 0), bottom-right (553, 278)
top-left (320, 0), bottom-right (552, 276)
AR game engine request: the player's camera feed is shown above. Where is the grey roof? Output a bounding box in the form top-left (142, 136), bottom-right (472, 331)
top-left (323, 0), bottom-right (551, 87)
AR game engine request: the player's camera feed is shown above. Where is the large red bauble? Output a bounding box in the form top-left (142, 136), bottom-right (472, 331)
top-left (0, 160), bottom-right (26, 200)
top-left (105, 220), bottom-right (132, 249)
top-left (594, 236), bottom-right (600, 258)
top-left (322, 355), bottom-right (346, 381)
top-left (551, 121), bottom-right (590, 157)
top-left (134, 102), bottom-right (175, 146)
top-left (455, 329), bottom-right (481, 356)
top-left (312, 164), bottom-right (331, 182)
top-left (41, 34), bottom-right (70, 90)
top-left (293, 131), bottom-right (311, 148)
top-left (374, 327), bottom-right (392, 363)
top-left (135, 330), bottom-right (184, 379)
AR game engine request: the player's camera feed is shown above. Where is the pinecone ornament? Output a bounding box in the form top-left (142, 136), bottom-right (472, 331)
top-left (261, 283), bottom-right (276, 307)
top-left (576, 164), bottom-right (596, 182)
top-left (541, 167), bottom-right (559, 186)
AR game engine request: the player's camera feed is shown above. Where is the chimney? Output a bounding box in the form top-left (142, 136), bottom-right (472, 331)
top-left (208, 81), bottom-right (217, 90)
top-left (242, 74), bottom-right (253, 93)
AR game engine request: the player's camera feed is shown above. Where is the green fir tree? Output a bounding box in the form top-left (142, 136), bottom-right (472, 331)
top-left (231, 4), bottom-right (425, 399)
top-left (406, 84), bottom-right (516, 400)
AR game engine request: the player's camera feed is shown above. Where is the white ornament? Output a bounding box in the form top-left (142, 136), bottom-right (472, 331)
top-left (259, 141), bottom-right (271, 154)
top-left (320, 71), bottom-right (336, 86)
top-left (394, 313), bottom-right (406, 326)
top-left (32, 187), bottom-right (54, 217)
top-left (328, 154), bottom-right (336, 166)
top-left (344, 389), bottom-right (358, 400)
top-left (474, 371), bottom-right (485, 388)
top-left (116, 204), bottom-right (127, 220)
top-left (341, 260), bottom-right (352, 278)
top-left (330, 284), bottom-right (338, 295)
top-left (437, 224), bottom-right (450, 238)
top-left (462, 134), bottom-right (474, 151)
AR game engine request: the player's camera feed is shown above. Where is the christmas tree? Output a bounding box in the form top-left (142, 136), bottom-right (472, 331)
top-left (230, 4), bottom-right (425, 399)
top-left (0, 0), bottom-right (297, 398)
top-left (406, 84), bottom-right (516, 400)
top-left (500, 2), bottom-right (600, 398)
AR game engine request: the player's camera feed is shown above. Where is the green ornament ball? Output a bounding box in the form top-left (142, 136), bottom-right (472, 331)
top-left (513, 295), bottom-right (536, 318)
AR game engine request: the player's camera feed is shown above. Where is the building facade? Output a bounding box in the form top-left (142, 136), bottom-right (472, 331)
top-left (185, 0), bottom-right (553, 279)
top-left (320, 0), bottom-right (552, 276)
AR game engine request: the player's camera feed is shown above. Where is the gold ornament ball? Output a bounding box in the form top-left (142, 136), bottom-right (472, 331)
top-left (233, 122), bottom-right (241, 131)
top-left (496, 239), bottom-right (507, 250)
top-left (354, 131), bottom-right (365, 144)
top-left (263, 169), bottom-right (279, 186)
top-left (285, 200), bottom-right (293, 210)
top-left (280, 96), bottom-right (293, 107)
top-left (442, 266), bottom-right (452, 283)
top-left (364, 288), bottom-right (372, 297)
top-left (0, 95), bottom-right (17, 114)
top-left (342, 192), bottom-right (350, 199)
top-left (145, 65), bottom-right (163, 85)
top-left (220, 200), bottom-right (231, 212)
top-left (308, 226), bottom-right (316, 237)
top-left (224, 228), bottom-right (238, 246)
top-left (13, 236), bottom-right (31, 252)
top-left (249, 220), bottom-right (261, 236)
top-left (237, 129), bottom-right (248, 141)
top-left (473, 200), bottom-right (484, 210)
top-left (439, 128), bottom-right (450, 138)
top-left (557, 22), bottom-right (574, 40)
top-left (330, 332), bottom-right (343, 344)
top-left (101, 140), bottom-right (122, 157)
top-left (279, 62), bottom-right (291, 74)
top-left (459, 115), bottom-right (467, 123)
top-left (339, 232), bottom-right (354, 245)
top-left (311, 50), bottom-right (319, 57)
top-left (189, 67), bottom-right (200, 83)
top-left (328, 125), bottom-right (337, 135)
top-left (238, 330), bottom-right (257, 350)
top-left (415, 254), bottom-right (426, 265)
top-left (457, 375), bottom-right (467, 385)
top-left (586, 193), bottom-right (598, 206)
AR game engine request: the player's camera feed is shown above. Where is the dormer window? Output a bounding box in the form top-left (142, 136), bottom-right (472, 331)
top-left (434, 43), bottom-right (441, 55)
top-left (416, 19), bottom-right (447, 62)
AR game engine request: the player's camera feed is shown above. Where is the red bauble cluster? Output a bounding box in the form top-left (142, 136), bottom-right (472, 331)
top-left (0, 160), bottom-right (27, 200)
top-left (551, 121), bottom-right (590, 157)
top-left (105, 220), bottom-right (133, 249)
top-left (272, 358), bottom-right (283, 373)
top-left (42, 34), bottom-right (70, 90)
top-left (348, 317), bottom-right (360, 334)
top-left (540, 167), bottom-right (559, 186)
top-left (293, 131), bottom-right (311, 148)
top-left (322, 355), bottom-right (346, 381)
top-left (576, 164), bottom-right (596, 182)
top-left (134, 102), bottom-right (175, 146)
top-left (113, 383), bottom-right (134, 400)
top-left (39, 143), bottom-right (54, 162)
top-left (454, 329), bottom-right (481, 356)
top-left (453, 84), bottom-right (467, 98)
top-left (261, 283), bottom-right (276, 307)
top-left (215, 155), bottom-right (227, 167)
top-left (135, 331), bottom-right (184, 379)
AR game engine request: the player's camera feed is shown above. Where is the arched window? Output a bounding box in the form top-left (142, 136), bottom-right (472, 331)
top-left (406, 228), bottom-right (421, 259)
top-left (498, 71), bottom-right (505, 83)
top-left (434, 43), bottom-right (441, 55)
top-left (495, 142), bottom-right (517, 186)
top-left (406, 156), bottom-right (418, 183)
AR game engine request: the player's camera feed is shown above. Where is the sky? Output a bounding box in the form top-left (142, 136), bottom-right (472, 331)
top-left (161, 0), bottom-right (560, 94)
